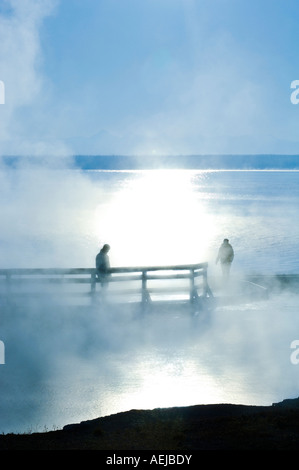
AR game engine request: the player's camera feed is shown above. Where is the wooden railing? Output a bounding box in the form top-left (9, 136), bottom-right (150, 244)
top-left (0, 262), bottom-right (213, 308)
top-left (107, 262), bottom-right (213, 305)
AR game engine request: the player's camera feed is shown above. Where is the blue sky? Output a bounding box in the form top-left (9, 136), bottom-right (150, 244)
top-left (1, 0), bottom-right (299, 159)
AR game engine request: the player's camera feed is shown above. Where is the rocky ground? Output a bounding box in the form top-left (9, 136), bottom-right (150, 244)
top-left (1, 398), bottom-right (299, 450)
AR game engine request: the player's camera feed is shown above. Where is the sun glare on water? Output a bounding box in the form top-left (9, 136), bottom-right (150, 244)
top-left (95, 170), bottom-right (216, 267)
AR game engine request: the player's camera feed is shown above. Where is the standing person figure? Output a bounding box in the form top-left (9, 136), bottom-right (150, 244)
top-left (216, 238), bottom-right (234, 280)
top-left (96, 243), bottom-right (111, 287)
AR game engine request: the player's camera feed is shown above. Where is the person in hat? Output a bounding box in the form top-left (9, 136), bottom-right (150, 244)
top-left (96, 243), bottom-right (111, 287)
top-left (216, 238), bottom-right (234, 279)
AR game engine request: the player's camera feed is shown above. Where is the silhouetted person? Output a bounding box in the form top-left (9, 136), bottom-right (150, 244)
top-left (96, 243), bottom-right (111, 287)
top-left (216, 239), bottom-right (234, 279)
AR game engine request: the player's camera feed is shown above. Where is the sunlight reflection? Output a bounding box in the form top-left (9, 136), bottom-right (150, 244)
top-left (105, 355), bottom-right (258, 415)
top-left (95, 170), bottom-right (216, 267)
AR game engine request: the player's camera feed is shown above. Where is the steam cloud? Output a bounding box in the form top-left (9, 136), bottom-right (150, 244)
top-left (0, 1), bottom-right (299, 436)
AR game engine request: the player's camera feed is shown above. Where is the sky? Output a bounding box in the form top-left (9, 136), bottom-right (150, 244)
top-left (1, 0), bottom-right (299, 160)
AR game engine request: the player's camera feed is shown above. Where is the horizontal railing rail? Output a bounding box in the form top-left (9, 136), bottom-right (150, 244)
top-left (0, 262), bottom-right (213, 307)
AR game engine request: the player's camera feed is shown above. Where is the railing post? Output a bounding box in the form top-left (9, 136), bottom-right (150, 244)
top-left (6, 273), bottom-right (11, 295)
top-left (91, 271), bottom-right (96, 294)
top-left (142, 270), bottom-right (147, 304)
top-left (202, 265), bottom-right (213, 297)
top-left (141, 269), bottom-right (151, 307)
top-left (190, 268), bottom-right (195, 303)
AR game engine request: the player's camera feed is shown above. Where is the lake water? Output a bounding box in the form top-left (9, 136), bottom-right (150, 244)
top-left (1, 168), bottom-right (299, 434)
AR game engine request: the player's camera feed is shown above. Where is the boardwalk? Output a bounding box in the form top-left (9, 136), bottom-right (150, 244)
top-left (0, 262), bottom-right (213, 312)
top-left (0, 263), bottom-right (280, 313)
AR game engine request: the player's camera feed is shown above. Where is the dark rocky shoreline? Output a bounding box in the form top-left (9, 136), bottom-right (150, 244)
top-left (1, 397), bottom-right (299, 450)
